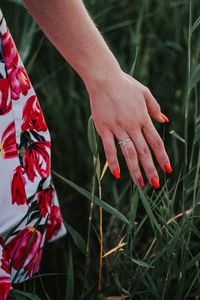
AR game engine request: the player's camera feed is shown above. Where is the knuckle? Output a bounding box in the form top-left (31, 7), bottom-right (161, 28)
top-left (161, 154), bottom-right (167, 162)
top-left (103, 141), bottom-right (116, 157)
top-left (148, 166), bottom-right (156, 175)
top-left (142, 114), bottom-right (151, 124)
top-left (124, 145), bottom-right (136, 158)
top-left (106, 147), bottom-right (116, 158)
top-left (153, 138), bottom-right (163, 150)
top-left (138, 146), bottom-right (150, 159)
top-left (151, 99), bottom-right (161, 112)
top-left (129, 127), bottom-right (139, 137)
top-left (109, 157), bottom-right (117, 166)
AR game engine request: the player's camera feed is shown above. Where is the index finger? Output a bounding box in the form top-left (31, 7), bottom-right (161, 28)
top-left (142, 116), bottom-right (172, 174)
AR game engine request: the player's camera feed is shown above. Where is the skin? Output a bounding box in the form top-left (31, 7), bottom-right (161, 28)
top-left (23, 0), bottom-right (171, 187)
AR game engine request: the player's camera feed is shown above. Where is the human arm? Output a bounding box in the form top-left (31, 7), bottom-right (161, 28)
top-left (22, 0), bottom-right (172, 188)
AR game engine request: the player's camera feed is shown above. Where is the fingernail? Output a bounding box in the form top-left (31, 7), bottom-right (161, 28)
top-left (113, 168), bottom-right (120, 179)
top-left (161, 113), bottom-right (169, 123)
top-left (137, 175), bottom-right (145, 189)
top-left (164, 163), bottom-right (172, 173)
top-left (151, 176), bottom-right (160, 189)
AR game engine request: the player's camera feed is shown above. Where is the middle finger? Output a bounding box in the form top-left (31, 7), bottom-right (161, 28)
top-left (130, 130), bottom-right (160, 189)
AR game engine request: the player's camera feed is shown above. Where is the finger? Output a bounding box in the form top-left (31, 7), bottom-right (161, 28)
top-left (113, 129), bottom-right (145, 189)
top-left (143, 88), bottom-right (168, 123)
top-left (100, 129), bottom-right (120, 179)
top-left (130, 131), bottom-right (160, 189)
top-left (142, 117), bottom-right (172, 174)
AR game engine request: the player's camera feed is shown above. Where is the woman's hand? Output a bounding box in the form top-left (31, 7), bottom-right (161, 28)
top-left (87, 70), bottom-right (172, 189)
top-left (22, 1), bottom-right (172, 189)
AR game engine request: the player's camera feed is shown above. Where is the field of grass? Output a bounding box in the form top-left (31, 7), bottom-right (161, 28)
top-left (1, 0), bottom-right (200, 299)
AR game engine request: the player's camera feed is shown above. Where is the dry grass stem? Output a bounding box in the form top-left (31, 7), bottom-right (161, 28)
top-left (102, 236), bottom-right (127, 258)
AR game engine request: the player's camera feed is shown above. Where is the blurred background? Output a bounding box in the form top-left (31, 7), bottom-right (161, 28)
top-left (1, 0), bottom-right (200, 299)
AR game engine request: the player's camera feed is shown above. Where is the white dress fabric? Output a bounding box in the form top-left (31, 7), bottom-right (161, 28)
top-left (0, 8), bottom-right (67, 298)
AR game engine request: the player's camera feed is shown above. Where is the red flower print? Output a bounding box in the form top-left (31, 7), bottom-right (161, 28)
top-left (24, 246), bottom-right (43, 279)
top-left (11, 165), bottom-right (27, 206)
top-left (0, 278), bottom-right (12, 300)
top-left (9, 66), bottom-right (31, 100)
top-left (21, 95), bottom-right (48, 132)
top-left (0, 121), bottom-right (18, 159)
top-left (0, 237), bottom-right (4, 246)
top-left (1, 31), bottom-right (18, 69)
top-left (1, 249), bottom-right (10, 275)
top-left (46, 205), bottom-right (63, 241)
top-left (0, 242), bottom-right (12, 300)
top-left (38, 187), bottom-right (54, 218)
top-left (3, 226), bottom-right (43, 280)
top-left (23, 141), bottom-right (51, 182)
top-left (0, 78), bottom-right (11, 115)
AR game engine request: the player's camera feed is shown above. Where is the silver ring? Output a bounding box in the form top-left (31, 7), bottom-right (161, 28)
top-left (118, 137), bottom-right (131, 146)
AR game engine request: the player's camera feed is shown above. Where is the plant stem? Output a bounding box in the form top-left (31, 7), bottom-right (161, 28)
top-left (184, 0), bottom-right (192, 172)
top-left (98, 182), bottom-right (103, 291)
top-left (81, 157), bottom-right (97, 299)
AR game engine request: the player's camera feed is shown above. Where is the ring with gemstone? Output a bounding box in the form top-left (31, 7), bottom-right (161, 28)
top-left (118, 137), bottom-right (131, 146)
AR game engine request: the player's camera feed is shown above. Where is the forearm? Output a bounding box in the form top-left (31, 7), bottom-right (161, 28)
top-left (23, 0), bottom-right (121, 90)
top-left (22, 1), bottom-right (171, 189)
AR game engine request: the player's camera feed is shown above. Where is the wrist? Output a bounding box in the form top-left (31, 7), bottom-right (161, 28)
top-left (82, 59), bottom-right (122, 93)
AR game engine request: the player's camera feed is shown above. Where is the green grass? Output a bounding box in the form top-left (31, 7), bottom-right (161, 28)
top-left (1, 0), bottom-right (200, 299)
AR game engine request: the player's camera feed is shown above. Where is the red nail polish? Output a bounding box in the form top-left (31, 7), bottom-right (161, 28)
top-left (113, 168), bottom-right (120, 179)
top-left (161, 113), bottom-right (169, 123)
top-left (151, 176), bottom-right (160, 189)
top-left (137, 176), bottom-right (145, 189)
top-left (164, 163), bottom-right (172, 173)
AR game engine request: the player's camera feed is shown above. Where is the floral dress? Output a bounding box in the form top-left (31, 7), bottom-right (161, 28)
top-left (0, 8), bottom-right (67, 299)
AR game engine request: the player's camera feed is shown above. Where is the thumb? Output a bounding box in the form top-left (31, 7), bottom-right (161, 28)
top-left (144, 88), bottom-right (169, 123)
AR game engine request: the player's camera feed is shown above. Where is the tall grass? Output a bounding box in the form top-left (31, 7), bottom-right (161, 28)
top-left (1, 0), bottom-right (200, 299)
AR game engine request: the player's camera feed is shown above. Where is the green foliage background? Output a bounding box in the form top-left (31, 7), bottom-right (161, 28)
top-left (0, 0), bottom-right (200, 299)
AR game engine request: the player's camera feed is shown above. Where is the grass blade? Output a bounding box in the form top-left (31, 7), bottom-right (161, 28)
top-left (189, 64), bottom-right (200, 92)
top-left (65, 243), bottom-right (74, 300)
top-left (63, 220), bottom-right (87, 255)
top-left (191, 16), bottom-right (200, 33)
top-left (52, 170), bottom-right (130, 225)
top-left (88, 115), bottom-right (98, 157)
top-left (138, 188), bottom-right (162, 234)
top-left (12, 290), bottom-right (42, 300)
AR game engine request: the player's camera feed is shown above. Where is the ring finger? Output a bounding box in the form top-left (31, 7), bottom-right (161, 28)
top-left (113, 128), bottom-right (145, 189)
